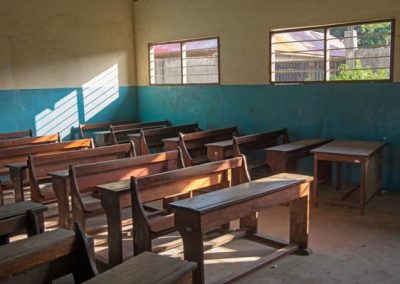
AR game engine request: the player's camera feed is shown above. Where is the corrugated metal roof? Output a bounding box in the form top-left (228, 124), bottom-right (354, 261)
top-left (274, 30), bottom-right (345, 57)
top-left (154, 38), bottom-right (218, 54)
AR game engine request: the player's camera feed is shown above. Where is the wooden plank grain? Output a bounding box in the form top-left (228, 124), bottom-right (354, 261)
top-left (83, 252), bottom-right (196, 284)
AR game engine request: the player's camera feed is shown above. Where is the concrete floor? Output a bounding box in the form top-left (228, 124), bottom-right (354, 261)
top-left (5, 185), bottom-right (400, 283)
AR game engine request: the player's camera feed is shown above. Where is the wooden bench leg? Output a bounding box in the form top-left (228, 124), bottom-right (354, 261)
top-left (290, 193), bottom-right (311, 255)
top-left (101, 193), bottom-right (123, 266)
top-left (26, 210), bottom-right (41, 237)
top-left (72, 222), bottom-right (98, 282)
top-left (10, 167), bottom-right (26, 202)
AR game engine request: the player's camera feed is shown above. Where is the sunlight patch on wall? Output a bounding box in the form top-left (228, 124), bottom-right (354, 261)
top-left (35, 90), bottom-right (79, 139)
top-left (83, 64), bottom-right (120, 122)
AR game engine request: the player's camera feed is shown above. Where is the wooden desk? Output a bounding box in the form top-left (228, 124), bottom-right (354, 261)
top-left (96, 180), bottom-right (131, 266)
top-left (311, 140), bottom-right (385, 215)
top-left (205, 139), bottom-right (233, 161)
top-left (265, 138), bottom-right (333, 174)
top-left (170, 173), bottom-right (312, 284)
top-left (162, 137), bottom-right (179, 151)
top-left (0, 201), bottom-right (47, 244)
top-left (92, 131), bottom-right (114, 146)
top-left (48, 170), bottom-right (70, 229)
top-left (83, 251), bottom-right (196, 284)
top-left (6, 162), bottom-right (28, 202)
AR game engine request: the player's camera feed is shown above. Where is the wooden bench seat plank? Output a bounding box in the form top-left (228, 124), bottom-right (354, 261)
top-left (170, 173), bottom-right (311, 214)
top-left (83, 252), bottom-right (196, 284)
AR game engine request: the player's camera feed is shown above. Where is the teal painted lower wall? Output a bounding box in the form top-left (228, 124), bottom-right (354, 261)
top-left (0, 86), bottom-right (137, 140)
top-left (137, 83), bottom-right (400, 192)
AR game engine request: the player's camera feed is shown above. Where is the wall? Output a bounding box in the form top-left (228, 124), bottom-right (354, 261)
top-left (0, 0), bottom-right (137, 139)
top-left (134, 0), bottom-right (400, 191)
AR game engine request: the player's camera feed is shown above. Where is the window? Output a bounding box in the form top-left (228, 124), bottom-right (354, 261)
top-left (149, 37), bottom-right (219, 85)
top-left (270, 20), bottom-right (394, 83)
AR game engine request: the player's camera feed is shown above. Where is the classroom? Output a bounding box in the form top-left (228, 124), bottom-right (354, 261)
top-left (0, 0), bottom-right (399, 283)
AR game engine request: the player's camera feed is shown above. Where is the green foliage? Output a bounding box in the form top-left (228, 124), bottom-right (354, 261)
top-left (329, 22), bottom-right (391, 47)
top-left (331, 61), bottom-right (389, 81)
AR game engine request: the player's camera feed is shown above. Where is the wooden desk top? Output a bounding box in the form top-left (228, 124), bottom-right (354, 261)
top-left (96, 180), bottom-right (130, 193)
top-left (170, 173), bottom-right (312, 214)
top-left (5, 162), bottom-right (28, 169)
top-left (311, 140), bottom-right (386, 157)
top-left (48, 170), bottom-right (69, 178)
top-left (0, 201), bottom-right (47, 220)
top-left (265, 139), bottom-right (332, 152)
top-left (83, 251), bottom-right (196, 284)
top-left (205, 139), bottom-right (233, 148)
top-left (162, 137), bottom-right (179, 143)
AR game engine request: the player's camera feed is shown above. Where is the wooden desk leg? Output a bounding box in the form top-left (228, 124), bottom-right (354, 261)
top-left (267, 152), bottom-right (287, 174)
top-left (318, 160), bottom-right (331, 182)
top-left (290, 193), bottom-right (310, 255)
top-left (53, 177), bottom-right (70, 229)
top-left (335, 162), bottom-right (341, 192)
top-left (360, 162), bottom-right (366, 216)
top-left (175, 213), bottom-right (205, 284)
top-left (9, 168), bottom-right (26, 202)
top-left (240, 213), bottom-right (258, 234)
top-left (313, 156), bottom-right (319, 208)
top-left (101, 192), bottom-right (123, 266)
top-left (378, 150), bottom-right (383, 196)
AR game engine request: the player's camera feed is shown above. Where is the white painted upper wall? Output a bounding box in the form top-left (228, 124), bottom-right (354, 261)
top-left (0, 0), bottom-right (136, 89)
top-left (133, 0), bottom-right (400, 85)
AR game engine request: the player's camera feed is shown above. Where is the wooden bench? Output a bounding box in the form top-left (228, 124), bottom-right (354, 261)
top-left (0, 138), bottom-right (94, 203)
top-left (110, 120), bottom-right (170, 145)
top-left (0, 133), bottom-right (60, 150)
top-left (179, 126), bottom-right (239, 166)
top-left (130, 156), bottom-right (249, 257)
top-left (0, 201), bottom-right (47, 245)
top-left (83, 251), bottom-right (196, 284)
top-left (232, 128), bottom-right (290, 179)
top-left (0, 223), bottom-right (98, 284)
top-left (28, 144), bottom-right (135, 228)
top-left (70, 150), bottom-right (184, 236)
top-left (129, 123), bottom-right (200, 155)
top-left (0, 129), bottom-right (32, 141)
top-left (170, 173), bottom-right (313, 284)
top-left (79, 120), bottom-right (135, 139)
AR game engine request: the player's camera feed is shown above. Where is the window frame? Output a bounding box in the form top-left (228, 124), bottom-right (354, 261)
top-left (269, 19), bottom-right (395, 84)
top-left (148, 36), bottom-right (221, 86)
